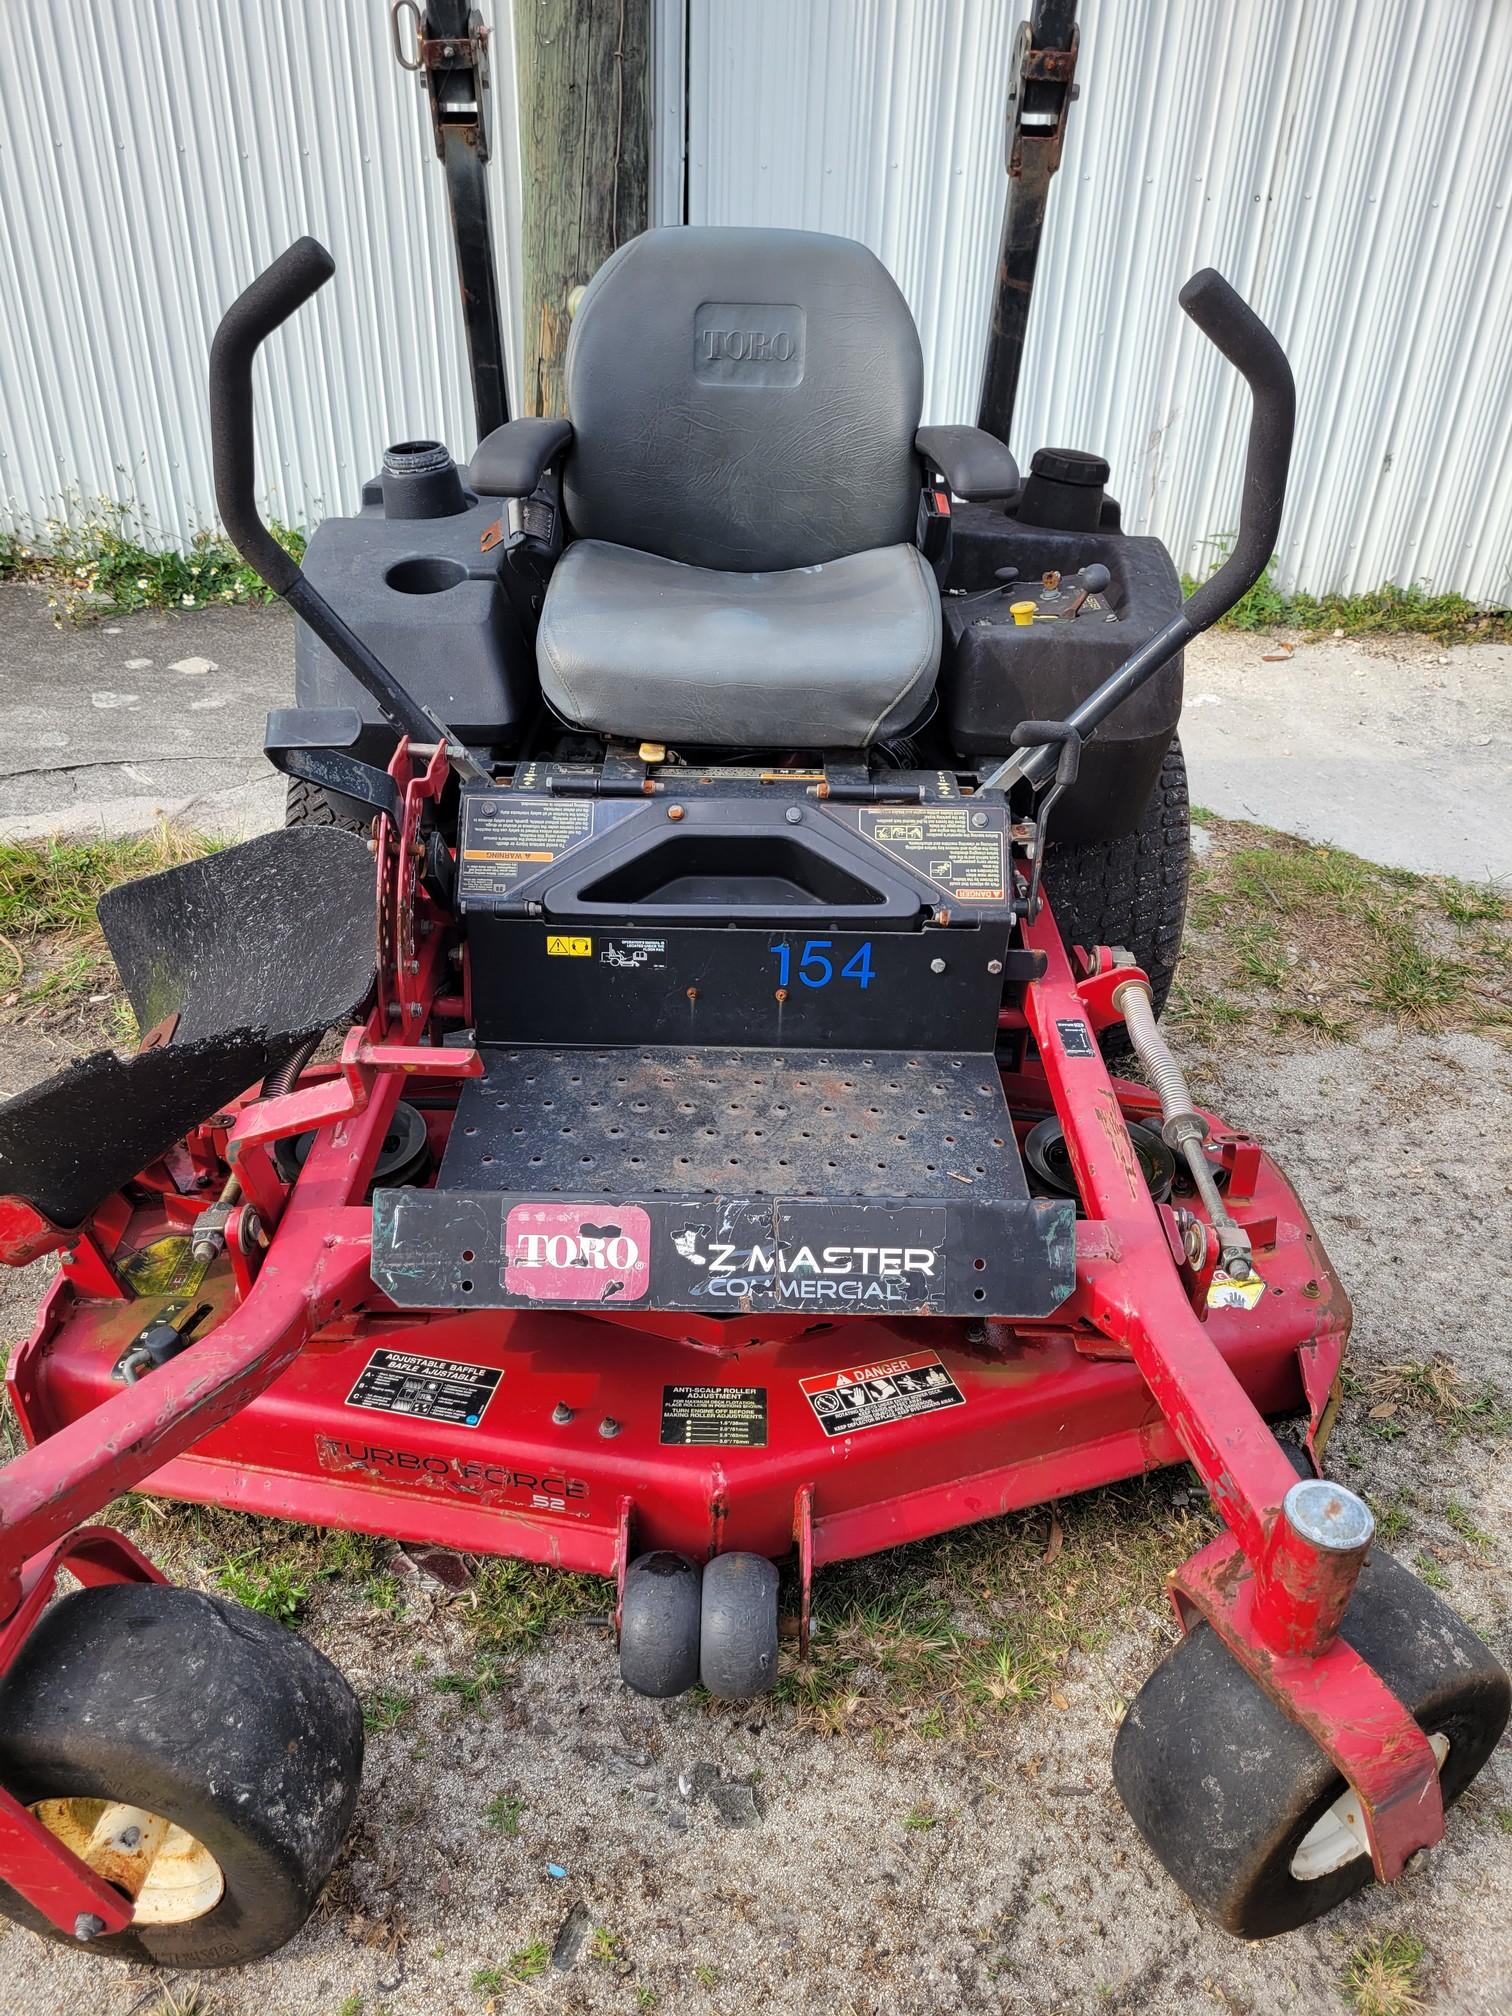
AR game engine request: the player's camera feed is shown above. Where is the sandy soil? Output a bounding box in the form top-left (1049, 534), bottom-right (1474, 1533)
top-left (0, 1016), bottom-right (1509, 2016)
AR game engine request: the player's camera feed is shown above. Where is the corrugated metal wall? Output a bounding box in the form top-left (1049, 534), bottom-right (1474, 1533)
top-left (685, 0), bottom-right (1512, 604)
top-left (0, 0), bottom-right (525, 548)
top-left (3, 1), bottom-right (1511, 602)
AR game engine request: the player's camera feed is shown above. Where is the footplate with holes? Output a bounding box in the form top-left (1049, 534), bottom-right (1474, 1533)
top-left (371, 1046), bottom-right (1076, 1315)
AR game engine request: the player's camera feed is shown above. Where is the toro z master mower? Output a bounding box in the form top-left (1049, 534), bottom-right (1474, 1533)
top-left (1, 194), bottom-right (1508, 1982)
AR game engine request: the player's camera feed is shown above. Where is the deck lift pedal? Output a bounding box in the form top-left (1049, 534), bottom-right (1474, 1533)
top-left (0, 0), bottom-right (1504, 1971)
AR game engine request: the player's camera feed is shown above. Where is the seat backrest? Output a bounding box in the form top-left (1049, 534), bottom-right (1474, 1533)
top-left (563, 226), bottom-right (923, 574)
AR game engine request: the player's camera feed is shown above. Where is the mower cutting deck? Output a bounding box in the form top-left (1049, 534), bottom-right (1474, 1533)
top-left (0, 174), bottom-right (1505, 1969)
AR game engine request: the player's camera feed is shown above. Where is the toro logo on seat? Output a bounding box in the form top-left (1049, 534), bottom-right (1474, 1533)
top-left (504, 1202), bottom-right (652, 1304)
top-left (694, 301), bottom-right (805, 387)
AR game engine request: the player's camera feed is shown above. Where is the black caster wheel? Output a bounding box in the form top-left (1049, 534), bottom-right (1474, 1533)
top-left (620, 1551), bottom-right (702, 1697)
top-left (700, 1552), bottom-right (780, 1700)
top-left (0, 1582), bottom-right (363, 1968)
top-left (1112, 1542), bottom-right (1510, 1938)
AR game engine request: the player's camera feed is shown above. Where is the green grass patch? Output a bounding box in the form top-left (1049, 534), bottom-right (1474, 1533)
top-left (1175, 818), bottom-right (1511, 1045)
top-left (1183, 541), bottom-right (1509, 642)
top-left (779, 1474), bottom-right (1209, 1737)
top-left (466, 1554), bottom-right (606, 1657)
top-left (214, 1553), bottom-right (309, 1625)
top-left (483, 1790), bottom-right (527, 1835)
top-left (362, 1690), bottom-right (413, 1734)
top-left (1342, 1929), bottom-right (1428, 2016)
top-left (2, 498), bottom-right (303, 621)
top-left (0, 824), bottom-right (217, 1027)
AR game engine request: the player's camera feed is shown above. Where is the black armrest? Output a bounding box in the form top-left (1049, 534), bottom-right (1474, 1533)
top-left (915, 425), bottom-right (1020, 502)
top-left (470, 417), bottom-right (574, 497)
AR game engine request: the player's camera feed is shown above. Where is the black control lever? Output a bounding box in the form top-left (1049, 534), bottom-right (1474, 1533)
top-left (983, 268), bottom-right (1294, 794)
top-left (1013, 718), bottom-right (1081, 919)
top-left (210, 237), bottom-right (487, 780)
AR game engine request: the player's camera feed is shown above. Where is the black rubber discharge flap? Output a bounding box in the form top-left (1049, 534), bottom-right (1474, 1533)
top-left (0, 828), bottom-right (377, 1228)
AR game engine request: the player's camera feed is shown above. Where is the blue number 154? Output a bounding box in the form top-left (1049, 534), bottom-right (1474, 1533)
top-left (773, 939), bottom-right (875, 990)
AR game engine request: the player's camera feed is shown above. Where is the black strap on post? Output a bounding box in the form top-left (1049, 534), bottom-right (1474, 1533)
top-left (394, 0), bottom-right (511, 441)
top-left (975, 1), bottom-right (1080, 450)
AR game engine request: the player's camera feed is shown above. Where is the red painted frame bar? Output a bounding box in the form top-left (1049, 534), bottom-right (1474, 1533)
top-left (1019, 902), bottom-right (1442, 1881)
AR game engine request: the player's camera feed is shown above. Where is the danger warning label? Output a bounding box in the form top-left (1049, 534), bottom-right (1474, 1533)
top-left (344, 1349), bottom-right (502, 1428)
top-left (800, 1350), bottom-right (966, 1436)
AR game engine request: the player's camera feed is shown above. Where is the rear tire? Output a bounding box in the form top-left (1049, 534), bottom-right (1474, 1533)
top-left (1044, 735), bottom-right (1189, 1040)
top-left (284, 776), bottom-right (371, 836)
top-left (0, 1583), bottom-right (363, 1968)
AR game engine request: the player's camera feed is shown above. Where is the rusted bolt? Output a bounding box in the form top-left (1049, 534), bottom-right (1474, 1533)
top-left (987, 958), bottom-right (1003, 975)
top-left (667, 804), bottom-right (685, 822)
top-left (686, 986), bottom-right (699, 1003)
top-left (598, 1416), bottom-right (621, 1439)
top-left (774, 987), bottom-right (788, 1004)
top-left (551, 1402), bottom-right (575, 1425)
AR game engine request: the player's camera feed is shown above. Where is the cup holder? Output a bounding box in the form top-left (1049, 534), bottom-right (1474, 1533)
top-left (386, 555), bottom-right (468, 595)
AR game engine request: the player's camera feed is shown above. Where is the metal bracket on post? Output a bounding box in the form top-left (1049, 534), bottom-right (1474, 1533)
top-left (976, 2), bottom-right (1081, 447)
top-left (392, 0), bottom-right (510, 440)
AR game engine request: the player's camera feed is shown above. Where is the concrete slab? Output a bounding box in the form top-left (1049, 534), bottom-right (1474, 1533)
top-left (0, 583), bottom-right (291, 839)
top-left (1181, 629), bottom-right (1512, 883)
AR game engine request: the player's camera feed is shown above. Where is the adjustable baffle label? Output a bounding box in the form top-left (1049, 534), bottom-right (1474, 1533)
top-left (457, 793), bottom-right (596, 899)
top-left (344, 1349), bottom-right (502, 1428)
top-left (800, 1350), bottom-right (966, 1436)
top-left (853, 804), bottom-right (1006, 903)
top-left (660, 1385), bottom-right (769, 1447)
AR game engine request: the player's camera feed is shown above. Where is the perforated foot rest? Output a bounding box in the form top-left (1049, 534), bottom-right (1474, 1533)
top-left (370, 1046), bottom-right (1075, 1317)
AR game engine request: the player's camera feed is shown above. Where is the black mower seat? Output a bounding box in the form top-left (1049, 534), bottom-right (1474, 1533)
top-left (535, 225), bottom-right (940, 749)
top-left (537, 537), bottom-right (939, 747)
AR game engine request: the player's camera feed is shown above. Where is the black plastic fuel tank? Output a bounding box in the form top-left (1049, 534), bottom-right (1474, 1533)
top-left (293, 440), bottom-right (536, 765)
top-left (940, 501), bottom-right (1185, 845)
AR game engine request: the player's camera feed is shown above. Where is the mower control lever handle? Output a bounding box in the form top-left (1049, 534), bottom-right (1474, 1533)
top-left (986, 268), bottom-right (1294, 795)
top-left (210, 238), bottom-right (473, 763)
top-left (1174, 268), bottom-right (1295, 634)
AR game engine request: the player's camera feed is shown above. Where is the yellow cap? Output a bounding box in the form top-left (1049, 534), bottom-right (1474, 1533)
top-left (638, 741), bottom-right (667, 763)
top-left (1010, 600), bottom-right (1037, 627)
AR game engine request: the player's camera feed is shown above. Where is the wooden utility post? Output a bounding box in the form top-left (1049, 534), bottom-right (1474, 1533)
top-left (515, 0), bottom-right (651, 418)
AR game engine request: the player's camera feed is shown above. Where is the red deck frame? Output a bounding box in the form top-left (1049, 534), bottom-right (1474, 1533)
top-left (0, 856), bottom-right (1443, 1932)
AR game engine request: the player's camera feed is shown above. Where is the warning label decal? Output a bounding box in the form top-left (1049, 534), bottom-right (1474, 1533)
top-left (855, 804), bottom-right (1006, 903)
top-left (660, 1385), bottom-right (769, 1448)
top-left (344, 1349), bottom-right (502, 1428)
top-left (1208, 1272), bottom-right (1266, 1311)
top-left (800, 1350), bottom-right (966, 1436)
top-left (457, 794), bottom-right (595, 898)
top-left (1056, 1017), bottom-right (1096, 1057)
top-left (120, 1235), bottom-right (211, 1298)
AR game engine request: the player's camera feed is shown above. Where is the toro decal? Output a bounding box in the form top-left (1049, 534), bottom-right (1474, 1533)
top-left (503, 1202), bottom-right (652, 1303)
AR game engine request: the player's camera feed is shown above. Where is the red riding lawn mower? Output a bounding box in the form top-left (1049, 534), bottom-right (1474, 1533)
top-left (0, 7), bottom-right (1506, 1977)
